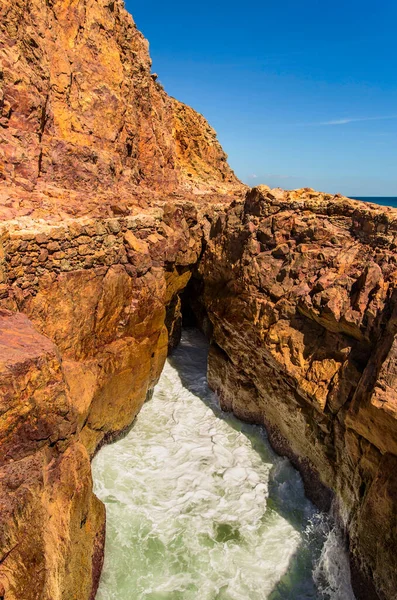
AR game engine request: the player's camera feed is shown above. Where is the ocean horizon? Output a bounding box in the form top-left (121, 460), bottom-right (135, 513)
top-left (351, 197), bottom-right (397, 208)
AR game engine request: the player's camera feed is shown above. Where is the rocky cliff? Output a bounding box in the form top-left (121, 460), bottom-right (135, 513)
top-left (0, 0), bottom-right (244, 221)
top-left (195, 185), bottom-right (397, 600)
top-left (1, 1), bottom-right (397, 599)
top-left (0, 0), bottom-right (242, 597)
top-left (0, 201), bottom-right (222, 599)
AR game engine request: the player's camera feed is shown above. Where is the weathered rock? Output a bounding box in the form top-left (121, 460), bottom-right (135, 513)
top-left (0, 0), bottom-right (244, 221)
top-left (196, 186), bottom-right (397, 600)
top-left (0, 202), bottom-right (218, 598)
top-left (1, 0), bottom-right (397, 597)
top-left (0, 205), bottom-right (214, 451)
top-left (0, 309), bottom-right (105, 599)
top-left (0, 0), bottom-right (239, 596)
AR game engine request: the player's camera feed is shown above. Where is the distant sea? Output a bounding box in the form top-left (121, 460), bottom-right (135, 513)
top-left (351, 197), bottom-right (397, 208)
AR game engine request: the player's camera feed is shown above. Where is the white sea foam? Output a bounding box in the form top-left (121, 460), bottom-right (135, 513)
top-left (92, 329), bottom-right (355, 600)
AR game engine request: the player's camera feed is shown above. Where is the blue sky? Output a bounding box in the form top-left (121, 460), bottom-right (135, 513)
top-left (126, 0), bottom-right (397, 196)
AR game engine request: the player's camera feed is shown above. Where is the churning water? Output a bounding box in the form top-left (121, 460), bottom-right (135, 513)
top-left (92, 329), bottom-right (355, 600)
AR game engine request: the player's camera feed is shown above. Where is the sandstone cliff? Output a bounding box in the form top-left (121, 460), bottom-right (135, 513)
top-left (0, 0), bottom-right (244, 221)
top-left (0, 0), bottom-right (242, 597)
top-left (0, 200), bottom-right (227, 598)
top-left (195, 185), bottom-right (397, 600)
top-left (1, 0), bottom-right (397, 599)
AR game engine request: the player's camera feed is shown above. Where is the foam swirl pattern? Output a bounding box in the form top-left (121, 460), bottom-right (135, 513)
top-left (92, 330), bottom-right (355, 600)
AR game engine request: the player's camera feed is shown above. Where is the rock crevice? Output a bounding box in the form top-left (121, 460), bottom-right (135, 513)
top-left (1, 144), bottom-right (397, 600)
top-left (0, 200), bottom-right (225, 598)
top-left (1, 1), bottom-right (397, 599)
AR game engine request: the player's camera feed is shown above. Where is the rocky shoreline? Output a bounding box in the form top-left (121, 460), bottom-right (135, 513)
top-left (0, 0), bottom-right (396, 598)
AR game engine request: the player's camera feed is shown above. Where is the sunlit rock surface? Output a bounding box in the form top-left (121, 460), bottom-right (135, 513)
top-left (0, 201), bottom-right (222, 597)
top-left (0, 309), bottom-right (105, 599)
top-left (0, 0), bottom-right (241, 582)
top-left (0, 0), bottom-right (244, 221)
top-left (0, 0), bottom-right (396, 597)
top-left (196, 185), bottom-right (397, 600)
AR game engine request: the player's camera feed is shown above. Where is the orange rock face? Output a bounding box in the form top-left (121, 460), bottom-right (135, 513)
top-left (1, 0), bottom-right (397, 598)
top-left (0, 200), bottom-right (223, 598)
top-left (0, 309), bottom-right (105, 600)
top-left (0, 0), bottom-right (244, 221)
top-left (196, 185), bottom-right (397, 600)
top-left (0, 0), bottom-right (243, 594)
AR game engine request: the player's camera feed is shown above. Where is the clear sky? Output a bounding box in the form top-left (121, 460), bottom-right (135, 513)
top-left (126, 0), bottom-right (397, 196)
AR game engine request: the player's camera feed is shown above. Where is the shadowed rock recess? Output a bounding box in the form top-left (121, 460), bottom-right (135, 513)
top-left (0, 1), bottom-right (396, 599)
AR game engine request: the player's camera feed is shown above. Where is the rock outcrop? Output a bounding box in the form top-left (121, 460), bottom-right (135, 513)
top-left (1, 0), bottom-right (397, 598)
top-left (0, 0), bottom-right (244, 221)
top-left (0, 0), bottom-right (242, 596)
top-left (0, 309), bottom-right (105, 600)
top-left (195, 185), bottom-right (397, 600)
top-left (0, 200), bottom-right (225, 598)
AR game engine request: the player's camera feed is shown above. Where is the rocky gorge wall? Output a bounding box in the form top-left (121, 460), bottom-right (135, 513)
top-left (2, 183), bottom-right (397, 600)
top-left (0, 200), bottom-right (226, 599)
top-left (0, 0), bottom-right (245, 596)
top-left (1, 0), bottom-right (397, 598)
top-left (194, 185), bottom-right (397, 600)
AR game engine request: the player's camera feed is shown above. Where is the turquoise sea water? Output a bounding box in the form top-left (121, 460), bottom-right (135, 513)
top-left (351, 197), bottom-right (397, 208)
top-left (92, 330), bottom-right (355, 600)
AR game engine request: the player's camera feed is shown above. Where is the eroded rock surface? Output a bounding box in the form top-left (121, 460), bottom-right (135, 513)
top-left (0, 201), bottom-right (224, 598)
top-left (0, 309), bottom-right (105, 600)
top-left (1, 0), bottom-right (397, 598)
top-left (196, 185), bottom-right (397, 600)
top-left (0, 0), bottom-right (242, 594)
top-left (0, 0), bottom-right (244, 221)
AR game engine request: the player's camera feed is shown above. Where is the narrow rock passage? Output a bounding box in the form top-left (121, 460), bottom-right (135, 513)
top-left (92, 330), bottom-right (355, 600)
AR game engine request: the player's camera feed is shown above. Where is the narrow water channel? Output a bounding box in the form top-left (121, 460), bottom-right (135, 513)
top-left (92, 329), bottom-right (355, 600)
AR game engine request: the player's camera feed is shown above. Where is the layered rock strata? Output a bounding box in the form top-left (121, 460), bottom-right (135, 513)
top-left (1, 0), bottom-right (397, 598)
top-left (0, 0), bottom-right (244, 221)
top-left (0, 199), bottom-right (225, 598)
top-left (0, 0), bottom-right (244, 596)
top-left (196, 185), bottom-right (397, 600)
